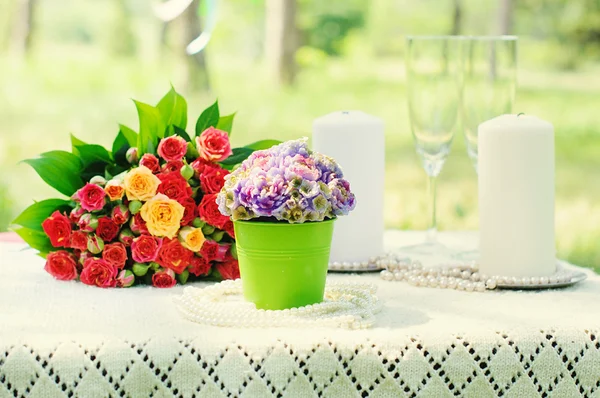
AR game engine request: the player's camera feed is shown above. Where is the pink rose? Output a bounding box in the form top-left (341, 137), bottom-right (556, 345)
top-left (102, 242), bottom-right (128, 269)
top-left (80, 258), bottom-right (117, 288)
top-left (195, 127), bottom-right (232, 162)
top-left (69, 206), bottom-right (85, 223)
top-left (158, 136), bottom-right (188, 161)
top-left (44, 251), bottom-right (78, 281)
top-left (152, 268), bottom-right (177, 288)
top-left (131, 234), bottom-right (162, 263)
top-left (77, 183), bottom-right (107, 212)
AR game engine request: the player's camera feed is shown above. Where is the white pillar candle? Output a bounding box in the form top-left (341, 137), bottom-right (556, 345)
top-left (312, 111), bottom-right (385, 264)
top-left (478, 114), bottom-right (555, 277)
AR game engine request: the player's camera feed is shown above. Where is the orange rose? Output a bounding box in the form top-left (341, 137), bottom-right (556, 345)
top-left (105, 179), bottom-right (125, 201)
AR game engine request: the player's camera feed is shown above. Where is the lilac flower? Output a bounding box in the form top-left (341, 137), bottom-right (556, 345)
top-left (217, 139), bottom-right (356, 223)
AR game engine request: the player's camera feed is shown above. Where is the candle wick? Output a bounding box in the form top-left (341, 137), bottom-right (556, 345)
top-left (517, 112), bottom-right (525, 117)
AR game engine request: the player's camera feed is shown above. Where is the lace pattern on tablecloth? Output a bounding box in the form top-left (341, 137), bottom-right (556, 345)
top-left (2, 329), bottom-right (600, 398)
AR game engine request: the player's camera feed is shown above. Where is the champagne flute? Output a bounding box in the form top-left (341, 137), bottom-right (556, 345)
top-left (404, 36), bottom-right (463, 254)
top-left (457, 36), bottom-right (517, 260)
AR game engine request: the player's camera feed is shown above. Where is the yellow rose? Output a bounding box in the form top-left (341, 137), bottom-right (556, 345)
top-left (178, 226), bottom-right (206, 252)
top-left (140, 194), bottom-right (185, 238)
top-left (123, 166), bottom-right (161, 201)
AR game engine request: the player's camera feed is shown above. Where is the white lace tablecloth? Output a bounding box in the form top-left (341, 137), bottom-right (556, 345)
top-left (1, 231), bottom-right (599, 398)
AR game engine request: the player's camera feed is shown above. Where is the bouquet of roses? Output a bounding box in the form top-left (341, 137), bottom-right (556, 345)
top-left (12, 87), bottom-right (279, 288)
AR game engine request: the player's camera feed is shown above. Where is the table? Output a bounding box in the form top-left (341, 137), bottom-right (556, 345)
top-left (1, 231), bottom-right (599, 398)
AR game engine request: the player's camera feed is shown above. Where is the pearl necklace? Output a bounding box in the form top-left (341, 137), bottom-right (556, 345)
top-left (378, 256), bottom-right (586, 291)
top-left (175, 279), bottom-right (382, 329)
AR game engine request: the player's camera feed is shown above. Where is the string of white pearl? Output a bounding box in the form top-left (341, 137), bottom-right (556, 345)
top-left (175, 279), bottom-right (382, 329)
top-left (329, 257), bottom-right (383, 272)
top-left (380, 259), bottom-right (581, 291)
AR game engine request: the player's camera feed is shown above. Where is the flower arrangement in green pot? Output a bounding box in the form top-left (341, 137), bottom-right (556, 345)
top-left (217, 139), bottom-right (356, 310)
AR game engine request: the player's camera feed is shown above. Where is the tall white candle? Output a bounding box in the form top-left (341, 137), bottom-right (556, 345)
top-left (313, 111), bottom-right (385, 264)
top-left (478, 114), bottom-right (555, 277)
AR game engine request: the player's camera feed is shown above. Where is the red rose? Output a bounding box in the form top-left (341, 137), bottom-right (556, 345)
top-left (77, 183), bottom-right (107, 212)
top-left (216, 258), bottom-right (240, 280)
top-left (44, 251), bottom-right (78, 281)
top-left (152, 268), bottom-right (177, 288)
top-left (223, 220), bottom-right (235, 238)
top-left (70, 231), bottom-right (88, 251)
top-left (96, 217), bottom-right (119, 242)
top-left (190, 158), bottom-right (212, 177)
top-left (199, 164), bottom-right (229, 194)
top-left (158, 136), bottom-right (188, 161)
top-left (140, 153), bottom-right (160, 173)
top-left (157, 238), bottom-right (193, 274)
top-left (111, 204), bottom-right (130, 225)
top-left (129, 213), bottom-right (149, 235)
top-left (195, 127), bottom-right (233, 162)
top-left (131, 234), bottom-right (162, 263)
top-left (162, 160), bottom-right (184, 173)
top-left (81, 258), bottom-right (117, 288)
top-left (198, 194), bottom-right (229, 229)
top-left (102, 242), bottom-right (128, 269)
top-left (188, 255), bottom-right (211, 277)
top-left (157, 172), bottom-right (193, 203)
top-left (179, 197), bottom-right (198, 226)
top-left (200, 240), bottom-right (229, 262)
top-left (42, 211), bottom-right (72, 248)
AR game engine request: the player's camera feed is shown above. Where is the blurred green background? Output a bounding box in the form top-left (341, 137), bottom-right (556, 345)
top-left (0, 0), bottom-right (599, 270)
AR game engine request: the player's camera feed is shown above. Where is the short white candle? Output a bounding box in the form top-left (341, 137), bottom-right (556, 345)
top-left (478, 114), bottom-right (555, 277)
top-left (312, 111), bottom-right (385, 264)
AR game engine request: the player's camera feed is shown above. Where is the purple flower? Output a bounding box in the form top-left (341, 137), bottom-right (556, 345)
top-left (217, 139), bottom-right (356, 223)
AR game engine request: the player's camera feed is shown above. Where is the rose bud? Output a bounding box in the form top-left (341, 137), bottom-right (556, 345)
top-left (69, 205), bottom-right (85, 224)
top-left (90, 175), bottom-right (107, 186)
top-left (119, 228), bottom-right (135, 246)
top-left (79, 251), bottom-right (93, 266)
top-left (210, 230), bottom-right (225, 242)
top-left (180, 164), bottom-right (194, 180)
top-left (152, 268), bottom-right (177, 288)
top-left (177, 269), bottom-right (190, 284)
top-left (132, 262), bottom-right (151, 276)
top-left (186, 142), bottom-right (200, 159)
top-left (116, 269), bottom-right (135, 288)
top-left (128, 200), bottom-right (143, 215)
top-left (126, 147), bottom-right (139, 164)
top-left (78, 213), bottom-right (98, 232)
top-left (192, 218), bottom-right (205, 228)
top-left (87, 234), bottom-right (105, 254)
top-left (111, 204), bottom-right (131, 225)
top-left (201, 224), bottom-right (215, 235)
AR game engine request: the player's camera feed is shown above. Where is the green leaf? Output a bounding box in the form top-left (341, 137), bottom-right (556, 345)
top-left (14, 227), bottom-right (54, 255)
top-left (112, 125), bottom-right (137, 165)
top-left (74, 144), bottom-right (112, 167)
top-left (216, 112), bottom-right (236, 135)
top-left (134, 100), bottom-right (164, 156)
top-left (119, 124), bottom-right (138, 146)
top-left (172, 125), bottom-right (192, 142)
top-left (12, 199), bottom-right (72, 231)
top-left (22, 151), bottom-right (83, 196)
top-left (157, 86), bottom-right (188, 130)
top-left (70, 134), bottom-right (88, 156)
top-left (195, 100), bottom-right (219, 137)
top-left (219, 147), bottom-right (254, 166)
top-left (245, 139), bottom-right (282, 151)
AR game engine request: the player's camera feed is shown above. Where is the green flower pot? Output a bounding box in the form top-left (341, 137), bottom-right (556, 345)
top-left (233, 219), bottom-right (335, 310)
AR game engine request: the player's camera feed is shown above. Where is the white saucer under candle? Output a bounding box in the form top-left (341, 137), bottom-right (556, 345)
top-left (478, 114), bottom-right (555, 277)
top-left (312, 111), bottom-right (385, 268)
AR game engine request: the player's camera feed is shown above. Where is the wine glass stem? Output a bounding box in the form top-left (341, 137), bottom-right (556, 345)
top-left (426, 175), bottom-right (438, 243)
